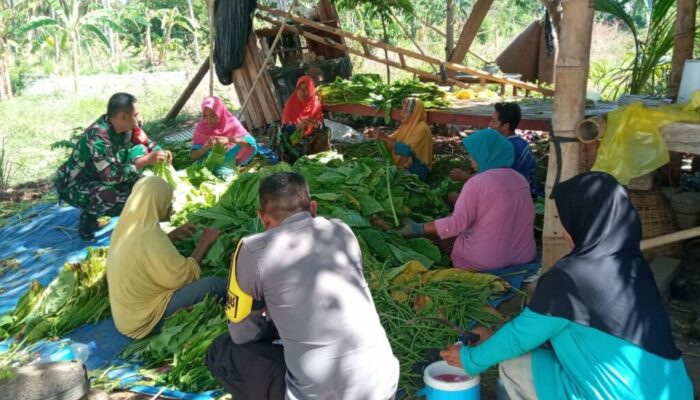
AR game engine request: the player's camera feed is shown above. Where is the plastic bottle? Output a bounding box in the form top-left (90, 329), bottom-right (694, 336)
top-left (36, 341), bottom-right (96, 364)
top-left (68, 341), bottom-right (97, 363)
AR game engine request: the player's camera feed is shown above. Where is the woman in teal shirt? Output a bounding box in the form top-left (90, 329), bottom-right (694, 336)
top-left (441, 172), bottom-right (693, 399)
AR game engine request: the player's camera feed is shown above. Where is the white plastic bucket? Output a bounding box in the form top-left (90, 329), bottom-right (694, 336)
top-left (417, 361), bottom-right (480, 400)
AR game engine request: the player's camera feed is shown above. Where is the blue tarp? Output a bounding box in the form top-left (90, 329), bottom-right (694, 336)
top-left (0, 204), bottom-right (117, 316)
top-left (0, 204), bottom-right (220, 399)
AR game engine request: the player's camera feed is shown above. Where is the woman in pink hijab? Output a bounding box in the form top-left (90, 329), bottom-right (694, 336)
top-left (191, 96), bottom-right (257, 174)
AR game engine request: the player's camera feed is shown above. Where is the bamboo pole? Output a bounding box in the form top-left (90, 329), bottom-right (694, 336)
top-left (449, 0), bottom-right (494, 65)
top-left (165, 59), bottom-right (210, 120)
top-left (238, 0), bottom-right (298, 119)
top-left (669, 0), bottom-right (696, 99)
top-left (542, 0), bottom-right (595, 271)
top-left (208, 0), bottom-right (215, 96)
top-left (641, 226), bottom-right (700, 251)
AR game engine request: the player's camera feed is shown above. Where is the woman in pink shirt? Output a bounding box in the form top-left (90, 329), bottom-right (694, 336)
top-left (400, 129), bottom-right (536, 271)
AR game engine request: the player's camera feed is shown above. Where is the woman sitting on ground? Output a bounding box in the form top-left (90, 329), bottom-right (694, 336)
top-left (107, 176), bottom-right (227, 339)
top-left (367, 97), bottom-right (433, 182)
top-left (441, 172), bottom-right (693, 400)
top-left (191, 96), bottom-right (257, 177)
top-left (396, 129), bottom-right (535, 271)
top-left (272, 75), bottom-right (329, 163)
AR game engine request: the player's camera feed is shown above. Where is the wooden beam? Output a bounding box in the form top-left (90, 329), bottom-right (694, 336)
top-left (258, 15), bottom-right (473, 89)
top-left (257, 5), bottom-right (553, 96)
top-left (449, 0), bottom-right (494, 65)
top-left (669, 0), bottom-right (696, 99)
top-left (542, 0), bottom-right (595, 271)
top-left (166, 58), bottom-right (209, 120)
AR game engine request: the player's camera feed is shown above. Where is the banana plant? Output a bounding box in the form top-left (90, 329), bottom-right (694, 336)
top-left (17, 0), bottom-right (120, 92)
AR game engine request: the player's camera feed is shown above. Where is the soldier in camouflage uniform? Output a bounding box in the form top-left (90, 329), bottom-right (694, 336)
top-left (54, 93), bottom-right (171, 240)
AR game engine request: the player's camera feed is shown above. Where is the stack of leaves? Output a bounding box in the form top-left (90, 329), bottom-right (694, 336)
top-left (318, 74), bottom-right (451, 122)
top-left (121, 296), bottom-right (227, 393)
top-left (364, 258), bottom-right (507, 396)
top-left (316, 74), bottom-right (384, 106)
top-left (0, 248), bottom-right (111, 342)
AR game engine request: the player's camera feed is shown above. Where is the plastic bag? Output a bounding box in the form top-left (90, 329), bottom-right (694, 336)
top-left (592, 91), bottom-right (700, 184)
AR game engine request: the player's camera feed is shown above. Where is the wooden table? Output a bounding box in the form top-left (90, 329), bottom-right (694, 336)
top-left (324, 99), bottom-right (619, 131)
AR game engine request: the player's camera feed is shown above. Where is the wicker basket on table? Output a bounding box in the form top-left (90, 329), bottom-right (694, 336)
top-left (628, 190), bottom-right (683, 261)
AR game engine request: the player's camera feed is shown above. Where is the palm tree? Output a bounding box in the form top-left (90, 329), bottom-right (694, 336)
top-left (18, 0), bottom-right (119, 92)
top-left (594, 0), bottom-right (679, 97)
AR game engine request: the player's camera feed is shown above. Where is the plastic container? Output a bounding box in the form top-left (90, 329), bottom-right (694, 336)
top-left (678, 60), bottom-right (700, 103)
top-left (37, 341), bottom-right (97, 364)
top-left (417, 361), bottom-right (480, 400)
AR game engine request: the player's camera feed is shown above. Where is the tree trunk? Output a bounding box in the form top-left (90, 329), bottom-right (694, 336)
top-left (186, 0), bottom-right (200, 62)
top-left (445, 0), bottom-right (454, 61)
top-left (102, 0), bottom-right (114, 59)
top-left (381, 17), bottom-right (390, 85)
top-left (669, 0), bottom-right (696, 99)
top-left (158, 25), bottom-right (172, 64)
top-left (145, 23), bottom-right (154, 65)
top-left (70, 32), bottom-right (79, 92)
top-left (542, 0), bottom-right (595, 270)
top-left (50, 8), bottom-right (60, 62)
top-left (0, 45), bottom-right (13, 99)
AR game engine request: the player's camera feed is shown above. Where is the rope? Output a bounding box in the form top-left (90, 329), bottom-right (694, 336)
top-left (237, 0), bottom-right (299, 119)
top-left (208, 0), bottom-right (215, 96)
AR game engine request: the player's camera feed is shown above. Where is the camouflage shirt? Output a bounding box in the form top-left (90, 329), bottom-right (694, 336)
top-left (55, 115), bottom-right (158, 191)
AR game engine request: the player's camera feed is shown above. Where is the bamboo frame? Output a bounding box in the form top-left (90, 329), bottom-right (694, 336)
top-left (257, 5), bottom-right (554, 96)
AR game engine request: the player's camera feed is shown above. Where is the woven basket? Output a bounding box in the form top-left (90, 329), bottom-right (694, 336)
top-left (628, 190), bottom-right (683, 260)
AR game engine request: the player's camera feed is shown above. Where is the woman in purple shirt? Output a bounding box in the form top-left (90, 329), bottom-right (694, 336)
top-left (399, 129), bottom-right (536, 271)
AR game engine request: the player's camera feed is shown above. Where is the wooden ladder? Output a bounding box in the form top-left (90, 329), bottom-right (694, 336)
top-left (256, 4), bottom-right (554, 97)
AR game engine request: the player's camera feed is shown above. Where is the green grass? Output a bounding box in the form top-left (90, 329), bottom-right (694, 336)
top-left (0, 86), bottom-right (200, 187)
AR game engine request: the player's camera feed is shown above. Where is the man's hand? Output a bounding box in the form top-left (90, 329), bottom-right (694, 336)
top-left (199, 227), bottom-right (221, 247)
top-left (168, 223), bottom-right (197, 241)
top-left (396, 218), bottom-right (424, 238)
top-left (440, 344), bottom-right (464, 369)
top-left (449, 168), bottom-right (471, 182)
top-left (142, 150), bottom-right (169, 166)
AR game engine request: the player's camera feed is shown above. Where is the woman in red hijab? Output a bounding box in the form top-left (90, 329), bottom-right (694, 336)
top-left (272, 75), bottom-right (329, 163)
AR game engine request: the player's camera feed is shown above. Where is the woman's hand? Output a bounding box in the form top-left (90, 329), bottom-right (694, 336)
top-left (234, 139), bottom-right (250, 147)
top-left (449, 168), bottom-right (471, 182)
top-left (470, 326), bottom-right (494, 345)
top-left (199, 227), bottom-right (221, 247)
top-left (168, 223), bottom-right (197, 241)
top-left (440, 344), bottom-right (464, 369)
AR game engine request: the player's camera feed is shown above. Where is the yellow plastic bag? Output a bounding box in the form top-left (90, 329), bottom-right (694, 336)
top-left (592, 92), bottom-right (700, 184)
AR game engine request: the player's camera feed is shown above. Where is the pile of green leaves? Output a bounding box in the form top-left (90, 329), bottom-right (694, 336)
top-left (318, 74), bottom-right (450, 121)
top-left (0, 248), bottom-right (110, 342)
top-left (121, 296), bottom-right (227, 393)
top-left (161, 141), bottom-right (195, 171)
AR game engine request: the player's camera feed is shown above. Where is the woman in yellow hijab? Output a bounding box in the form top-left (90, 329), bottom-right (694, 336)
top-left (369, 97), bottom-right (434, 181)
top-left (106, 176), bottom-right (226, 339)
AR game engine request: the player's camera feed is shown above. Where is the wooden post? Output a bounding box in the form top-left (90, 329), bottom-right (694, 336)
top-left (449, 0), bottom-right (494, 65)
top-left (669, 0), bottom-right (696, 99)
top-left (542, 0), bottom-right (595, 271)
top-left (165, 59), bottom-right (210, 120)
